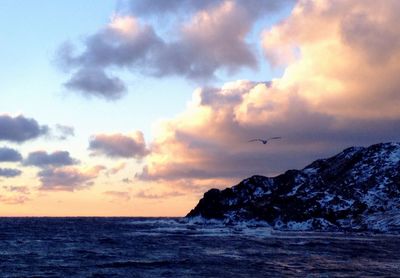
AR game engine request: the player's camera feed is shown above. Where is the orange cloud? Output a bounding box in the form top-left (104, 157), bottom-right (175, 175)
top-left (262, 0), bottom-right (400, 119)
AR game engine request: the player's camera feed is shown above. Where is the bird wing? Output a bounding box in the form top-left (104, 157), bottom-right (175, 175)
top-left (248, 139), bottom-right (262, 142)
top-left (268, 137), bottom-right (282, 140)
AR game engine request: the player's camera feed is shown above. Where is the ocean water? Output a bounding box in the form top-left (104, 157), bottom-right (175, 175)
top-left (0, 218), bottom-right (399, 277)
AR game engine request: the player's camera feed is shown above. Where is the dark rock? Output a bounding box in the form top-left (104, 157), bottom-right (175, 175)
top-left (186, 142), bottom-right (400, 232)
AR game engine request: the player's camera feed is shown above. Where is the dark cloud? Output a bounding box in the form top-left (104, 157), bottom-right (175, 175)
top-left (58, 19), bottom-right (162, 100)
top-left (148, 1), bottom-right (258, 80)
top-left (0, 147), bottom-right (22, 162)
top-left (89, 132), bottom-right (148, 158)
top-left (64, 68), bottom-right (127, 100)
top-left (24, 151), bottom-right (78, 168)
top-left (38, 166), bottom-right (104, 191)
top-left (0, 115), bottom-right (48, 143)
top-left (0, 168), bottom-right (22, 178)
top-left (61, 22), bottom-right (162, 69)
top-left (57, 0), bottom-right (294, 99)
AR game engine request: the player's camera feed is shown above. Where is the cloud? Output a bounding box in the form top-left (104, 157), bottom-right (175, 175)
top-left (128, 0), bottom-right (216, 15)
top-left (42, 124), bottom-right (75, 141)
top-left (0, 186), bottom-right (30, 204)
top-left (147, 0), bottom-right (259, 79)
top-left (0, 147), bottom-right (22, 162)
top-left (53, 0), bottom-right (400, 198)
top-left (57, 16), bottom-right (162, 100)
top-left (136, 0), bottom-right (400, 190)
top-left (103, 190), bottom-right (131, 201)
top-left (136, 81), bottom-right (327, 182)
top-left (0, 168), bottom-right (22, 178)
top-left (0, 186), bottom-right (30, 205)
top-left (24, 151), bottom-right (78, 168)
top-left (89, 132), bottom-right (148, 159)
top-left (260, 0), bottom-right (400, 118)
top-left (0, 115), bottom-right (48, 143)
top-left (134, 190), bottom-right (185, 200)
top-left (54, 124), bottom-right (75, 140)
top-left (106, 162), bottom-right (127, 176)
top-left (64, 68), bottom-right (127, 100)
top-left (0, 195), bottom-right (30, 205)
top-left (137, 78), bottom-right (400, 184)
top-left (57, 1), bottom-right (293, 99)
top-left (122, 177), bottom-right (133, 184)
top-left (2, 185), bottom-right (30, 194)
top-left (129, 0), bottom-right (293, 18)
top-left (38, 165), bottom-right (105, 191)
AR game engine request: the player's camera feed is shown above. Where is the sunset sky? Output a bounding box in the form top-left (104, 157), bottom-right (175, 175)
top-left (1, 0), bottom-right (399, 216)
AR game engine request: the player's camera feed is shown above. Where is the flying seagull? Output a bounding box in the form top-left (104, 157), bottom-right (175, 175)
top-left (248, 137), bottom-right (282, 144)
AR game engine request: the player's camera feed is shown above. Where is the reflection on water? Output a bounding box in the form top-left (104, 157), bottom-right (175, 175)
top-left (0, 217), bottom-right (399, 277)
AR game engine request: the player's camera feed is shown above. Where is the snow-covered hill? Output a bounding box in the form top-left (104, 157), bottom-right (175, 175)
top-left (187, 143), bottom-right (400, 232)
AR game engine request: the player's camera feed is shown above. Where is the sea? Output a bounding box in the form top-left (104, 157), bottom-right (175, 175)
top-left (0, 217), bottom-right (399, 277)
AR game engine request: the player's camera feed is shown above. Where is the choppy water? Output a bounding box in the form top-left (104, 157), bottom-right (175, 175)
top-left (0, 217), bottom-right (399, 277)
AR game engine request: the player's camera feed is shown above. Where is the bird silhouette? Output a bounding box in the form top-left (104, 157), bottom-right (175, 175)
top-left (248, 137), bottom-right (282, 144)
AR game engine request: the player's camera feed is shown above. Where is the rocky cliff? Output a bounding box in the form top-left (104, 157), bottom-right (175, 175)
top-left (187, 143), bottom-right (400, 232)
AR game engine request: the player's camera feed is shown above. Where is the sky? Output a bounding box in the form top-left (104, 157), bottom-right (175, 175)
top-left (1, 0), bottom-right (399, 216)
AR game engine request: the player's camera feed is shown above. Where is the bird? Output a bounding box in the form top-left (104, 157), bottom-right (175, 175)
top-left (248, 137), bottom-right (282, 144)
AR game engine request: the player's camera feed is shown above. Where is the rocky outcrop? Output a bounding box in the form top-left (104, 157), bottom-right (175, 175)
top-left (187, 143), bottom-right (400, 232)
